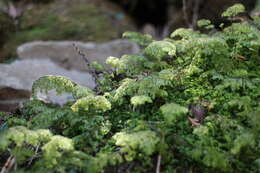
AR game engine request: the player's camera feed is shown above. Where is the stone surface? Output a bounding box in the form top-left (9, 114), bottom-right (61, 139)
top-left (17, 39), bottom-right (140, 71)
top-left (0, 59), bottom-right (95, 112)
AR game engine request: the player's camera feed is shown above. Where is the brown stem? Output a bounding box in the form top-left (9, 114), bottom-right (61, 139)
top-left (1, 155), bottom-right (16, 173)
top-left (72, 43), bottom-right (100, 92)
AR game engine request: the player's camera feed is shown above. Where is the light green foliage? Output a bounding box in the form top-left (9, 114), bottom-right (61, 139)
top-left (222, 3), bottom-right (245, 17)
top-left (113, 130), bottom-right (159, 161)
top-left (160, 103), bottom-right (188, 123)
top-left (144, 41), bottom-right (176, 60)
top-left (106, 55), bottom-right (146, 75)
top-left (130, 95), bottom-right (152, 107)
top-left (71, 95), bottom-right (111, 113)
top-left (1, 5), bottom-right (260, 173)
top-left (170, 28), bottom-right (200, 39)
top-left (106, 56), bottom-right (120, 68)
top-left (231, 132), bottom-right (255, 154)
top-left (122, 31), bottom-right (153, 46)
top-left (0, 126), bottom-right (52, 149)
top-left (32, 75), bottom-right (93, 100)
top-left (42, 135), bottom-right (74, 167)
top-left (197, 19), bottom-right (215, 29)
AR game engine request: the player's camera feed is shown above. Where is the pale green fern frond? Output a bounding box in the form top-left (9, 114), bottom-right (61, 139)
top-left (222, 3), bottom-right (245, 17)
top-left (113, 130), bottom-right (159, 161)
top-left (71, 95), bottom-right (111, 113)
top-left (32, 75), bottom-right (94, 100)
top-left (144, 41), bottom-right (176, 60)
top-left (123, 31), bottom-right (153, 46)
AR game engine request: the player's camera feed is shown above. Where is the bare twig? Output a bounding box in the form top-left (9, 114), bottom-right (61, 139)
top-left (1, 155), bottom-right (16, 173)
top-left (156, 154), bottom-right (161, 173)
top-left (28, 144), bottom-right (40, 166)
top-left (72, 43), bottom-right (100, 91)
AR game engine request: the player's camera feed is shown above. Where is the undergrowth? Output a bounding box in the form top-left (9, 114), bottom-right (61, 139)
top-left (0, 4), bottom-right (260, 173)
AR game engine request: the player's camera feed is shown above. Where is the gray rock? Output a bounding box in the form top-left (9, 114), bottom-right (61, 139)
top-left (0, 59), bottom-right (95, 90)
top-left (17, 39), bottom-right (140, 71)
top-left (0, 59), bottom-right (95, 111)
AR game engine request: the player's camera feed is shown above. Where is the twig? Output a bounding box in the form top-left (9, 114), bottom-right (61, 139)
top-left (156, 154), bottom-right (161, 173)
top-left (28, 144), bottom-right (40, 166)
top-left (1, 155), bottom-right (16, 173)
top-left (72, 43), bottom-right (100, 91)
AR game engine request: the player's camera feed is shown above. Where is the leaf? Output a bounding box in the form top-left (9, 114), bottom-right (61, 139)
top-left (222, 3), bottom-right (245, 17)
top-left (160, 103), bottom-right (188, 123)
top-left (144, 41), bottom-right (176, 60)
top-left (113, 130), bottom-right (159, 161)
top-left (130, 95), bottom-right (152, 107)
top-left (71, 95), bottom-right (111, 113)
top-left (123, 31), bottom-right (153, 46)
top-left (32, 75), bottom-right (94, 101)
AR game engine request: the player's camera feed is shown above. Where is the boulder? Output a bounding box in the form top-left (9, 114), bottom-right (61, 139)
top-left (17, 39), bottom-right (140, 71)
top-left (0, 58), bottom-right (95, 112)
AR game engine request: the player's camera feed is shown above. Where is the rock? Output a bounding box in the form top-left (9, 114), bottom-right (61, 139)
top-left (0, 59), bottom-right (95, 112)
top-left (17, 39), bottom-right (140, 71)
top-left (0, 59), bottom-right (95, 90)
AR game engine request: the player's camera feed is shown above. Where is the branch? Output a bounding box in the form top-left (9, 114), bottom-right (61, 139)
top-left (1, 155), bottom-right (16, 173)
top-left (156, 154), bottom-right (161, 173)
top-left (72, 43), bottom-right (100, 92)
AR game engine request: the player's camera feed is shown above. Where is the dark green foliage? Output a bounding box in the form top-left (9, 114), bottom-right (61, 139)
top-left (0, 4), bottom-right (260, 173)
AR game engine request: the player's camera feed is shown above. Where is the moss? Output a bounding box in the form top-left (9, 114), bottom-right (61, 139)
top-left (3, 0), bottom-right (136, 57)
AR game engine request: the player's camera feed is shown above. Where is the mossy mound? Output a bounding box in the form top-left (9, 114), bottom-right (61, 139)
top-left (2, 0), bottom-right (136, 58)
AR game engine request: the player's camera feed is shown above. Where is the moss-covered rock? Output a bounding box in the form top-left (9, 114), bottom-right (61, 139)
top-left (2, 0), bottom-right (136, 58)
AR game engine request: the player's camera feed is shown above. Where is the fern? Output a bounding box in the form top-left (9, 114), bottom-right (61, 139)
top-left (1, 4), bottom-right (260, 173)
top-left (221, 3), bottom-right (245, 17)
top-left (113, 130), bottom-right (159, 161)
top-left (122, 31), bottom-right (153, 46)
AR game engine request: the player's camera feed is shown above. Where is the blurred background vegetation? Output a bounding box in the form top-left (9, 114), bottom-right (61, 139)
top-left (0, 0), bottom-right (259, 61)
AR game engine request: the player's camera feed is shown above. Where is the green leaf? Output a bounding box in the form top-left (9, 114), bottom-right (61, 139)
top-left (160, 103), bottom-right (188, 123)
top-left (130, 95), bottom-right (152, 107)
top-left (71, 95), bottom-right (111, 113)
top-left (144, 41), bottom-right (176, 60)
top-left (123, 31), bottom-right (153, 46)
top-left (222, 3), bottom-right (245, 17)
